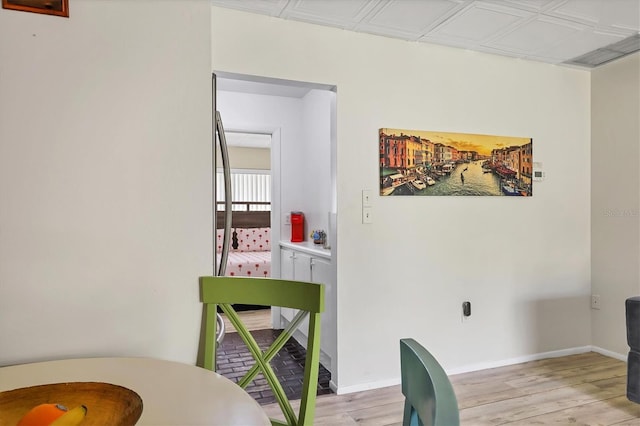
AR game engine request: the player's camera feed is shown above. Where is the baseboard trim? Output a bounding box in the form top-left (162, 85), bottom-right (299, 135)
top-left (591, 345), bottom-right (627, 362)
top-left (333, 378), bottom-right (401, 395)
top-left (331, 345), bottom-right (616, 395)
top-left (446, 345), bottom-right (593, 375)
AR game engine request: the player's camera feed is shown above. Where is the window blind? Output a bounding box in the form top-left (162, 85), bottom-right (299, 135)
top-left (216, 171), bottom-right (271, 211)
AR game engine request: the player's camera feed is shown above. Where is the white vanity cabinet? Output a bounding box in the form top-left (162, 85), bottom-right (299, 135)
top-left (280, 247), bottom-right (312, 282)
top-left (279, 242), bottom-right (334, 374)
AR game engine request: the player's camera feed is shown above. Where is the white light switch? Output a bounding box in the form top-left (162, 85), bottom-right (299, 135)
top-left (362, 207), bottom-right (373, 224)
top-left (362, 190), bottom-right (372, 207)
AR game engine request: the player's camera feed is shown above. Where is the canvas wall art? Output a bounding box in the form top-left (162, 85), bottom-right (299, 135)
top-left (379, 128), bottom-right (533, 197)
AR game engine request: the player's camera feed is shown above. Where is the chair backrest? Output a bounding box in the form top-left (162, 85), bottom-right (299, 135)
top-left (626, 296), bottom-right (640, 403)
top-left (200, 276), bottom-right (324, 426)
top-left (400, 338), bottom-right (459, 426)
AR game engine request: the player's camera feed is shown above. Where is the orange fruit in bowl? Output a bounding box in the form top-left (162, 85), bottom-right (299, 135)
top-left (17, 403), bottom-right (68, 426)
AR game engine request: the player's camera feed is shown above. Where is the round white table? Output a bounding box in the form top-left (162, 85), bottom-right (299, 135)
top-left (0, 357), bottom-right (270, 425)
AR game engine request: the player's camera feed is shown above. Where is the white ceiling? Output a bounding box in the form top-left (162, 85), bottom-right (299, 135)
top-left (211, 0), bottom-right (640, 68)
top-left (225, 131), bottom-right (272, 148)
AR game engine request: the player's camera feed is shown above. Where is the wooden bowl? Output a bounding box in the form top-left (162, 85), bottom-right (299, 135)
top-left (0, 382), bottom-right (143, 426)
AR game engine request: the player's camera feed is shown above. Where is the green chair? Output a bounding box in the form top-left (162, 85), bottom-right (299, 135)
top-left (400, 338), bottom-right (459, 426)
top-left (200, 276), bottom-right (324, 426)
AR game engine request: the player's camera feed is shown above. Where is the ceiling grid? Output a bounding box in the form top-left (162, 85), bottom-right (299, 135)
top-left (211, 0), bottom-right (640, 67)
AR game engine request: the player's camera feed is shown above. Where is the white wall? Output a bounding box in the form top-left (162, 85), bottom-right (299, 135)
top-left (215, 90), bottom-right (303, 242)
top-left (300, 90), bottom-right (334, 233)
top-left (216, 88), bottom-right (334, 247)
top-left (591, 52), bottom-right (640, 356)
top-left (212, 7), bottom-right (592, 392)
top-left (0, 0), bottom-right (212, 366)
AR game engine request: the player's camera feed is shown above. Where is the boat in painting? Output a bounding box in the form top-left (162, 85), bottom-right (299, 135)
top-left (412, 179), bottom-right (427, 190)
top-left (501, 180), bottom-right (522, 196)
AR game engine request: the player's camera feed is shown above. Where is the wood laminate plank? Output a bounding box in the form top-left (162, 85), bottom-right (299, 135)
top-left (222, 309), bottom-right (271, 333)
top-left (344, 401), bottom-right (403, 426)
top-left (313, 413), bottom-right (359, 425)
top-left (261, 352), bottom-right (638, 425)
top-left (459, 382), bottom-right (627, 425)
top-left (450, 353), bottom-right (613, 386)
top-left (505, 396), bottom-right (640, 425)
top-left (501, 362), bottom-right (627, 395)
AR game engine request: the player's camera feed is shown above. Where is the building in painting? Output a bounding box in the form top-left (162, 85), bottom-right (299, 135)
top-left (519, 140), bottom-right (533, 186)
top-left (422, 139), bottom-right (434, 167)
top-left (379, 132), bottom-right (423, 176)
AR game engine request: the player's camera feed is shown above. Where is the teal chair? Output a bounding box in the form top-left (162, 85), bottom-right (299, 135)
top-left (400, 338), bottom-right (460, 426)
top-left (200, 276), bottom-right (324, 426)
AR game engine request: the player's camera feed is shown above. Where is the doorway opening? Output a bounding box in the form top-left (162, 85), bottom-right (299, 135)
top-left (213, 71), bottom-right (338, 395)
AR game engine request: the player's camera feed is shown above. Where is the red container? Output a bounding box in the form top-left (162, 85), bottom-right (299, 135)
top-left (290, 211), bottom-right (304, 242)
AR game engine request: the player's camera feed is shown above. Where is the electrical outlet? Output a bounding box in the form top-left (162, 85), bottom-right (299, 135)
top-left (285, 214), bottom-right (290, 225)
top-left (462, 301), bottom-right (471, 317)
top-left (591, 294), bottom-right (601, 310)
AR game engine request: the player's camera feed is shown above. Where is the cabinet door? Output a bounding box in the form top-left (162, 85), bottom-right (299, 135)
top-left (278, 248), bottom-right (334, 373)
top-left (279, 249), bottom-right (312, 322)
top-left (289, 252), bottom-right (311, 322)
top-left (310, 256), bottom-right (331, 285)
top-left (280, 248), bottom-right (296, 322)
top-left (293, 252), bottom-right (312, 282)
top-left (311, 256), bottom-right (334, 371)
top-left (280, 248), bottom-right (296, 281)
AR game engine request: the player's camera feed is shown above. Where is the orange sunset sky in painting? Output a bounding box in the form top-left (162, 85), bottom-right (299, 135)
top-left (382, 128), bottom-right (530, 157)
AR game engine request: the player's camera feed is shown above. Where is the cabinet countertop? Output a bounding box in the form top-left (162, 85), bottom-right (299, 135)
top-left (279, 241), bottom-right (331, 259)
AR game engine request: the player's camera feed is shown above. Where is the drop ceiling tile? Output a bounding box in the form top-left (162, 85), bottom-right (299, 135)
top-left (358, 0), bottom-right (465, 39)
top-left (419, 35), bottom-right (478, 50)
top-left (489, 16), bottom-right (583, 54)
top-left (486, 0), bottom-right (559, 12)
top-left (211, 0), bottom-right (640, 67)
top-left (283, 0), bottom-right (379, 29)
top-left (539, 29), bottom-right (628, 61)
top-left (211, 0), bottom-right (288, 16)
top-left (473, 44), bottom-right (530, 59)
top-left (549, 0), bottom-right (640, 30)
top-left (522, 53), bottom-right (565, 64)
top-left (551, 0), bottom-right (611, 24)
top-left (565, 47), bottom-right (628, 66)
top-left (428, 3), bottom-right (530, 42)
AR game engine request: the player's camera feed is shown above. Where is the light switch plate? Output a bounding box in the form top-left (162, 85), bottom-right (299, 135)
top-left (362, 207), bottom-right (373, 224)
top-left (362, 190), bottom-right (372, 207)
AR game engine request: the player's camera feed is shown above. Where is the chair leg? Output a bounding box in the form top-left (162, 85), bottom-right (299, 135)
top-left (203, 303), bottom-right (218, 371)
top-left (403, 399), bottom-right (417, 426)
top-left (298, 312), bottom-right (321, 426)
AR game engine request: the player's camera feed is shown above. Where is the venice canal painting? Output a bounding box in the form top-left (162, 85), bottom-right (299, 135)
top-left (379, 128), bottom-right (533, 197)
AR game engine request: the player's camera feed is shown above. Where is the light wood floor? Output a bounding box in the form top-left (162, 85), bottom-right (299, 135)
top-left (232, 311), bottom-right (639, 425)
top-left (221, 308), bottom-right (272, 333)
top-left (263, 352), bottom-right (639, 425)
